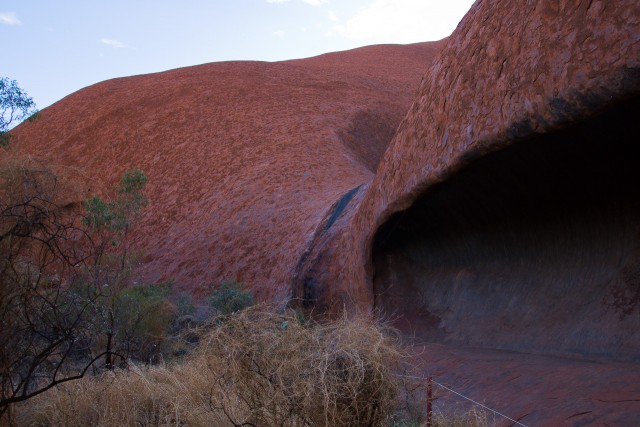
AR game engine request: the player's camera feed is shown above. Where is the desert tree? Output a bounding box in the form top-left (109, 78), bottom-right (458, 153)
top-left (0, 164), bottom-right (158, 417)
top-left (0, 161), bottom-right (102, 415)
top-left (80, 169), bottom-right (164, 367)
top-left (0, 77), bottom-right (38, 146)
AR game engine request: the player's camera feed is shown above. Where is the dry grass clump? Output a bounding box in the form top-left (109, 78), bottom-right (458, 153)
top-left (13, 363), bottom-right (211, 426)
top-left (196, 307), bottom-right (404, 426)
top-left (13, 305), bottom-right (411, 426)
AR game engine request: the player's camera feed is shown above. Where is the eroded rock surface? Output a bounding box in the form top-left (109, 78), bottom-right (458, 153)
top-left (374, 98), bottom-right (640, 361)
top-left (6, 0), bottom-right (640, 423)
top-left (6, 41), bottom-right (444, 301)
top-left (298, 1), bottom-right (640, 424)
top-left (304, 0), bottom-right (640, 355)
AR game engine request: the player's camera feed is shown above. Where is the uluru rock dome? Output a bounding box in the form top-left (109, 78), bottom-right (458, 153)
top-left (7, 41), bottom-right (444, 301)
top-left (5, 0), bottom-right (640, 423)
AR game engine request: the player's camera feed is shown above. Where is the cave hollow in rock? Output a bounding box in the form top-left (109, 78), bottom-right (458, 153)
top-left (372, 97), bottom-right (640, 362)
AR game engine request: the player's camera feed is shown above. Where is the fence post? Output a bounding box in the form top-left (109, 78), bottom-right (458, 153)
top-left (427, 376), bottom-right (433, 427)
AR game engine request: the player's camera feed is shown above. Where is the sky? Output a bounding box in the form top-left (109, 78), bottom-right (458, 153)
top-left (1, 0), bottom-right (475, 110)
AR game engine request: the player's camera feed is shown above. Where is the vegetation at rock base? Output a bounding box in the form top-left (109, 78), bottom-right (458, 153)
top-left (0, 157), bottom-right (269, 419)
top-left (10, 306), bottom-right (425, 427)
top-left (0, 161), bottom-right (495, 426)
top-left (208, 280), bottom-right (255, 316)
top-left (0, 162), bottom-right (166, 415)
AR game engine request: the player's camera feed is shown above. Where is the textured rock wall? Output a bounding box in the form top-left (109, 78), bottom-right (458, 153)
top-left (374, 98), bottom-right (640, 361)
top-left (7, 42), bottom-right (443, 301)
top-left (301, 0), bottom-right (640, 361)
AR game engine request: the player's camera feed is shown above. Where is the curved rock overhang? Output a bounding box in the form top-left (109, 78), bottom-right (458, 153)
top-left (361, 0), bottom-right (640, 361)
top-left (362, 0), bottom-right (640, 359)
top-left (372, 95), bottom-right (640, 361)
top-left (300, 0), bottom-right (640, 339)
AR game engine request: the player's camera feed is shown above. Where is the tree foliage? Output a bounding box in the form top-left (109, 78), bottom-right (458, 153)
top-left (75, 169), bottom-right (156, 368)
top-left (83, 169), bottom-right (148, 234)
top-left (0, 77), bottom-right (38, 146)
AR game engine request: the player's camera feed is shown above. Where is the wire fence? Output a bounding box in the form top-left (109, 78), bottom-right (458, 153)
top-left (397, 373), bottom-right (530, 427)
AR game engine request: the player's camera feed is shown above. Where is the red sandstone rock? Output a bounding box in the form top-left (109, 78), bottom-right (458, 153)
top-left (306, 0), bottom-right (640, 312)
top-left (295, 1), bottom-right (640, 424)
top-left (6, 1), bottom-right (640, 423)
top-left (4, 41), bottom-right (444, 302)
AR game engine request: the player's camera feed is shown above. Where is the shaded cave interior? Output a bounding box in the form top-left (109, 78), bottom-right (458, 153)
top-left (372, 97), bottom-right (640, 362)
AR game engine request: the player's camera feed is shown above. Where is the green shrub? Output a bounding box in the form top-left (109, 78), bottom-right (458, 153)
top-left (208, 281), bottom-right (255, 316)
top-left (77, 280), bottom-right (177, 364)
top-left (176, 291), bottom-right (195, 317)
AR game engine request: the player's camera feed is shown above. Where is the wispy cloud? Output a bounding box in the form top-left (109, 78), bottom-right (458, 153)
top-left (334, 0), bottom-right (474, 43)
top-left (266, 0), bottom-right (327, 6)
top-left (100, 38), bottom-right (127, 49)
top-left (303, 0), bottom-right (328, 6)
top-left (0, 12), bottom-right (22, 26)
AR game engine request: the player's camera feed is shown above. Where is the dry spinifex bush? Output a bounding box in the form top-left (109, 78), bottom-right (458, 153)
top-left (197, 307), bottom-right (405, 426)
top-left (13, 305), bottom-right (413, 427)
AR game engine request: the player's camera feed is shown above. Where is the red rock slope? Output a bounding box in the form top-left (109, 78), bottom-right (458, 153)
top-left (6, 41), bottom-right (445, 301)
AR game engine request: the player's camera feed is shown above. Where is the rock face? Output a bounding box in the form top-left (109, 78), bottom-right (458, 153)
top-left (303, 0), bottom-right (640, 359)
top-left (7, 41), bottom-right (444, 301)
top-left (373, 102), bottom-right (640, 360)
top-left (294, 1), bottom-right (640, 424)
top-left (7, 0), bottom-right (640, 423)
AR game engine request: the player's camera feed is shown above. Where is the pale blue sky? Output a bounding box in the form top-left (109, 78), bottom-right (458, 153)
top-left (1, 0), bottom-right (474, 109)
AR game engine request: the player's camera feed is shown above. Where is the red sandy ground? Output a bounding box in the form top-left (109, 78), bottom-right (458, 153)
top-left (414, 343), bottom-right (640, 426)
